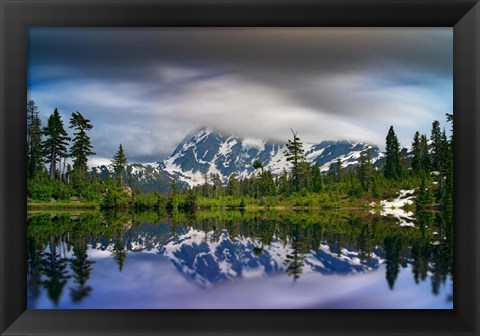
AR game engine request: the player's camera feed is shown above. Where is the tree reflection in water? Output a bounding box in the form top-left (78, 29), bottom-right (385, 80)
top-left (27, 209), bottom-right (453, 306)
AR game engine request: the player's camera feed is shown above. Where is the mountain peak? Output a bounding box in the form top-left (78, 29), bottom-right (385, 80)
top-left (194, 126), bottom-right (214, 138)
top-left (160, 129), bottom-right (384, 187)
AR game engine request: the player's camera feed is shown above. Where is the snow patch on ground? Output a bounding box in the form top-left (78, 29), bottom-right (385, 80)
top-left (380, 189), bottom-right (416, 227)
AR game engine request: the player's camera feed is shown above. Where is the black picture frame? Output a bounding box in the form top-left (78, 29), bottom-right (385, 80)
top-left (1, 0), bottom-right (479, 335)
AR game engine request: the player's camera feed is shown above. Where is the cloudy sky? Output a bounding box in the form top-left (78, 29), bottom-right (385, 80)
top-left (28, 28), bottom-right (452, 165)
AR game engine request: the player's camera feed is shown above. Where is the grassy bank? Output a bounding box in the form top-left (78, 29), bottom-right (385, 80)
top-left (27, 192), bottom-right (393, 212)
top-left (27, 199), bottom-right (99, 211)
top-left (194, 193), bottom-right (379, 211)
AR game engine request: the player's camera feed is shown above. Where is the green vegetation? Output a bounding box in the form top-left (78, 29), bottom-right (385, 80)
top-left (42, 108), bottom-right (70, 181)
top-left (69, 111), bottom-right (95, 179)
top-left (112, 144), bottom-right (128, 185)
top-left (27, 207), bottom-right (453, 298)
top-left (26, 100), bottom-right (453, 225)
top-left (26, 100), bottom-right (454, 307)
top-left (384, 125), bottom-right (404, 180)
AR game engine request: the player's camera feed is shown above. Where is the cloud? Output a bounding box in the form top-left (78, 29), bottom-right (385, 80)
top-left (28, 28), bottom-right (452, 163)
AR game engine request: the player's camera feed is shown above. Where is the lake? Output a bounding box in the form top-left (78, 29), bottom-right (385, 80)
top-left (27, 209), bottom-right (453, 309)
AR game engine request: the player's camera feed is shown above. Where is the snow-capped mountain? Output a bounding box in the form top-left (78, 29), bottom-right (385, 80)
top-left (160, 127), bottom-right (384, 187)
top-left (91, 162), bottom-right (186, 192)
top-left (90, 127), bottom-right (416, 191)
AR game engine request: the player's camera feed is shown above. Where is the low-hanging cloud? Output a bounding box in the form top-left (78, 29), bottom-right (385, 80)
top-left (28, 28), bottom-right (452, 164)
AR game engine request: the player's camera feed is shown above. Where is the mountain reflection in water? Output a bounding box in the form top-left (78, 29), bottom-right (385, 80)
top-left (27, 210), bottom-right (453, 309)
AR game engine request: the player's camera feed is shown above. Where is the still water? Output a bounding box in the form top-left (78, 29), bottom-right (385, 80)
top-left (27, 210), bottom-right (453, 309)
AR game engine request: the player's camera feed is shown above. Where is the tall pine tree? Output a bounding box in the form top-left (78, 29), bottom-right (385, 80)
top-left (285, 129), bottom-right (307, 192)
top-left (310, 163), bottom-right (323, 193)
top-left (42, 108), bottom-right (70, 181)
top-left (442, 115), bottom-right (453, 226)
top-left (335, 158), bottom-right (344, 182)
top-left (358, 149), bottom-right (374, 192)
top-left (112, 144), bottom-right (128, 185)
top-left (411, 131), bottom-right (422, 176)
top-left (419, 134), bottom-right (431, 174)
top-left (430, 120), bottom-right (442, 171)
top-left (226, 173), bottom-right (240, 196)
top-left (384, 126), bottom-right (403, 180)
top-left (27, 100), bottom-right (43, 178)
top-left (69, 112), bottom-right (95, 179)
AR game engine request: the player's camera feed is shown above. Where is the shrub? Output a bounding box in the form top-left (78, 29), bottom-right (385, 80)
top-left (101, 189), bottom-right (131, 209)
top-left (51, 180), bottom-right (77, 200)
top-left (81, 185), bottom-right (101, 202)
top-left (181, 191), bottom-right (197, 212)
top-left (132, 193), bottom-right (158, 210)
top-left (28, 181), bottom-right (53, 201)
top-left (166, 194), bottom-right (181, 211)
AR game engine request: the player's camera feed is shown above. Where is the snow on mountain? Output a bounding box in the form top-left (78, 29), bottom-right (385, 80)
top-left (90, 162), bottom-right (184, 192)
top-left (89, 127), bottom-right (413, 191)
top-left (160, 127), bottom-right (384, 187)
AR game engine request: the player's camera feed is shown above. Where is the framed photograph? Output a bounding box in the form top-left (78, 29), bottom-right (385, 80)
top-left (1, 0), bottom-right (479, 335)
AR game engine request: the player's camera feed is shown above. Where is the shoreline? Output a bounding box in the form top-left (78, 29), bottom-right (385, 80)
top-left (28, 202), bottom-right (98, 211)
top-left (27, 201), bottom-right (380, 212)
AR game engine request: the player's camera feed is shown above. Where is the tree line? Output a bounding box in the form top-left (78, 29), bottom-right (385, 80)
top-left (27, 99), bottom-right (453, 218)
top-left (27, 100), bottom-right (130, 205)
top-left (188, 117), bottom-right (452, 216)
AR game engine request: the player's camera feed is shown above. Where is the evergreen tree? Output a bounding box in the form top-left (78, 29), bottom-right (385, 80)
top-left (419, 134), bottom-right (431, 173)
top-left (27, 100), bottom-right (43, 178)
top-left (327, 162), bottom-right (336, 184)
top-left (335, 158), bottom-right (344, 183)
top-left (384, 126), bottom-right (404, 180)
top-left (442, 117), bottom-right (454, 226)
top-left (430, 120), bottom-right (442, 171)
top-left (182, 188), bottom-right (197, 212)
top-left (285, 129), bottom-right (307, 192)
top-left (358, 149), bottom-right (373, 192)
top-left (277, 169), bottom-right (290, 195)
top-left (446, 113), bottom-right (453, 143)
top-left (240, 177), bottom-right (251, 196)
top-left (42, 108), bottom-right (70, 181)
top-left (252, 159), bottom-right (265, 197)
top-left (202, 173), bottom-right (211, 197)
top-left (212, 174), bottom-right (223, 197)
top-left (226, 173), bottom-right (240, 196)
top-left (66, 164), bottom-right (72, 184)
top-left (310, 163), bottom-right (323, 193)
top-left (411, 131), bottom-right (422, 175)
top-left (433, 129), bottom-right (450, 200)
top-left (166, 179), bottom-right (180, 211)
top-left (69, 112), bottom-right (95, 179)
top-left (112, 144), bottom-right (128, 185)
top-left (439, 130), bottom-right (449, 173)
top-left (257, 170), bottom-right (276, 197)
top-left (252, 159), bottom-right (264, 174)
top-left (416, 177), bottom-right (434, 212)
